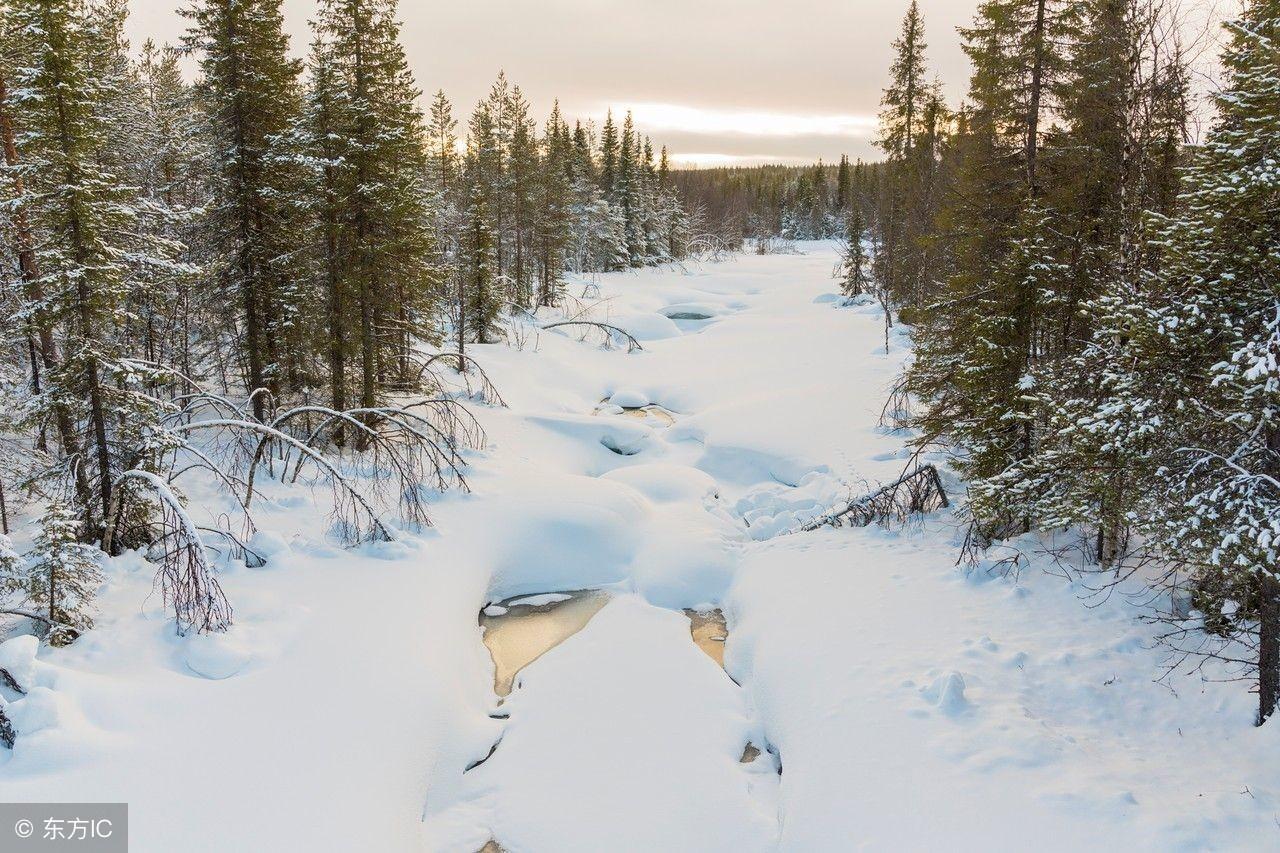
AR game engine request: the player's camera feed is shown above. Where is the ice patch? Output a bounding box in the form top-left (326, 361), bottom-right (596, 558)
top-left (505, 593), bottom-right (572, 608)
top-left (659, 302), bottom-right (721, 321)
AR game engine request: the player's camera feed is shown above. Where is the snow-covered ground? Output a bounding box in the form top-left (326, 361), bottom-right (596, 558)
top-left (3, 244), bottom-right (1278, 851)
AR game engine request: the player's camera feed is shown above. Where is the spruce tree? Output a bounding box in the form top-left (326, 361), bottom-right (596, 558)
top-left (183, 0), bottom-right (304, 419)
top-left (1119, 0), bottom-right (1280, 723)
top-left (599, 109), bottom-right (618, 197)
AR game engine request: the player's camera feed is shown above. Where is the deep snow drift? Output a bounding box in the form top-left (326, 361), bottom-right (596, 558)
top-left (2, 244), bottom-right (1277, 851)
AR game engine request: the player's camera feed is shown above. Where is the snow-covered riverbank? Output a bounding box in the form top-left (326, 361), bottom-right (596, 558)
top-left (3, 244), bottom-right (1277, 851)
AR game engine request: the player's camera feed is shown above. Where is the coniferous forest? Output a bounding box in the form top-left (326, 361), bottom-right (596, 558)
top-left (682, 0), bottom-right (1280, 727)
top-left (0, 0), bottom-right (688, 638)
top-left (4, 0), bottom-right (1280, 846)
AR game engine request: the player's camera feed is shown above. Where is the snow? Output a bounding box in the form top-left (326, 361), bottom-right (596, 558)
top-left (184, 633), bottom-right (254, 680)
top-left (4, 243), bottom-right (1279, 851)
top-left (607, 387), bottom-right (651, 408)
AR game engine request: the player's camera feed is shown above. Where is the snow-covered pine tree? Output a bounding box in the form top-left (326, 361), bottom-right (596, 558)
top-left (25, 502), bottom-right (102, 643)
top-left (964, 0), bottom-right (1191, 559)
top-left (617, 112), bottom-right (645, 266)
top-left (841, 202), bottom-right (870, 298)
top-left (599, 110), bottom-right (618, 198)
top-left (904, 0), bottom-right (1067, 538)
top-left (309, 0), bottom-right (438, 407)
top-left (183, 0), bottom-right (305, 420)
top-left (132, 40), bottom-right (207, 382)
top-left (462, 101), bottom-right (503, 345)
top-left (1117, 0), bottom-right (1280, 723)
top-left (505, 85), bottom-right (538, 308)
top-left (7, 0), bottom-right (181, 539)
top-left (534, 102), bottom-right (572, 308)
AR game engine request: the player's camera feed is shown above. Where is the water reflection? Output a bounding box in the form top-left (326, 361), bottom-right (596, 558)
top-left (480, 590), bottom-right (611, 697)
top-left (684, 608), bottom-right (728, 668)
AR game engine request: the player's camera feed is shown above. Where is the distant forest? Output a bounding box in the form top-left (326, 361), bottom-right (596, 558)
top-left (673, 159), bottom-right (885, 243)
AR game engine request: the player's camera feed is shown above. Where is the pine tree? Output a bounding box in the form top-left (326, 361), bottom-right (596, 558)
top-left (462, 179), bottom-right (500, 344)
top-left (426, 88), bottom-right (458, 195)
top-left (1117, 0), bottom-right (1280, 723)
top-left (879, 1), bottom-right (929, 158)
top-left (600, 109), bottom-right (618, 197)
top-left (505, 85), bottom-right (537, 307)
top-left (309, 0), bottom-right (438, 410)
top-left (8, 0), bottom-right (181, 536)
top-left (535, 102), bottom-right (572, 307)
top-left (905, 0), bottom-right (1067, 537)
top-left (183, 0), bottom-right (305, 419)
top-left (836, 154), bottom-right (851, 211)
top-left (26, 502), bottom-right (102, 643)
top-left (842, 202), bottom-right (870, 298)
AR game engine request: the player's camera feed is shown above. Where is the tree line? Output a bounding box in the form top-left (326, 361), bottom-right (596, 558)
top-left (0, 0), bottom-right (690, 646)
top-left (672, 157), bottom-right (884, 244)
top-left (862, 0), bottom-right (1280, 725)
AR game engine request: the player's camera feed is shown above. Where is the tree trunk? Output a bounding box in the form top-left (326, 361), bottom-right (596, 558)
top-left (1259, 573), bottom-right (1280, 725)
top-left (0, 70), bottom-right (92, 513)
top-left (326, 214), bottom-right (346, 444)
top-left (1261, 423), bottom-right (1280, 725)
top-left (1025, 0), bottom-right (1049, 195)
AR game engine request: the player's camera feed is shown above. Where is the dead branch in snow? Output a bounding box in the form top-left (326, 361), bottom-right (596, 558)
top-left (0, 608), bottom-right (80, 644)
top-left (879, 378), bottom-right (913, 432)
top-left (0, 666), bottom-right (25, 695)
top-left (541, 320), bottom-right (644, 353)
top-left (413, 352), bottom-right (507, 407)
top-left (170, 418), bottom-right (394, 544)
top-left (111, 470), bottom-right (232, 635)
top-left (801, 465), bottom-right (949, 532)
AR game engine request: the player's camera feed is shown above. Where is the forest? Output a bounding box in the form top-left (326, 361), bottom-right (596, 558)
top-left (2, 0), bottom-right (1280, 847)
top-left (702, 0), bottom-right (1279, 726)
top-left (0, 0), bottom-right (690, 651)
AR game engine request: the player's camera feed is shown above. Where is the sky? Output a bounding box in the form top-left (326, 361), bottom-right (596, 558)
top-left (123, 0), bottom-right (1221, 168)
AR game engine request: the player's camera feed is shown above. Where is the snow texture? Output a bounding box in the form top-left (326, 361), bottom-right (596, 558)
top-left (3, 244), bottom-right (1277, 852)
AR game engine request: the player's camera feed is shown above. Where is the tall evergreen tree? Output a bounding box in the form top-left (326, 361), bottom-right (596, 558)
top-left (183, 0), bottom-right (304, 419)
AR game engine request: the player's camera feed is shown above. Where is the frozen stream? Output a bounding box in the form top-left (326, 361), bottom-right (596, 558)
top-left (10, 246), bottom-right (1270, 852)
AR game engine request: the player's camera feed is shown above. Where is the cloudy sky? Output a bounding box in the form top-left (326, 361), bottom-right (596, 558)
top-left (124, 0), bottom-right (1203, 167)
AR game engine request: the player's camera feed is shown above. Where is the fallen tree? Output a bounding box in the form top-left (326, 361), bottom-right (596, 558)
top-left (541, 321), bottom-right (644, 353)
top-left (800, 465), bottom-right (949, 532)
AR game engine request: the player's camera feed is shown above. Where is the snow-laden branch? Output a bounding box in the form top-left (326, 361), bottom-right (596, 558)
top-left (113, 470), bottom-right (232, 635)
top-left (541, 321), bottom-right (644, 353)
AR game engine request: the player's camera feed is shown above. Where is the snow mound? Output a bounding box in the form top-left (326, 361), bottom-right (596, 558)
top-left (599, 463), bottom-right (719, 504)
top-left (921, 671), bottom-right (970, 716)
top-left (184, 633), bottom-right (254, 680)
top-left (607, 387), bottom-right (650, 408)
top-left (7, 686), bottom-right (62, 735)
top-left (0, 635), bottom-right (40, 690)
top-left (606, 312), bottom-right (682, 341)
top-left (527, 413), bottom-right (652, 458)
top-left (471, 475), bottom-right (649, 600)
top-left (248, 530), bottom-right (290, 566)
